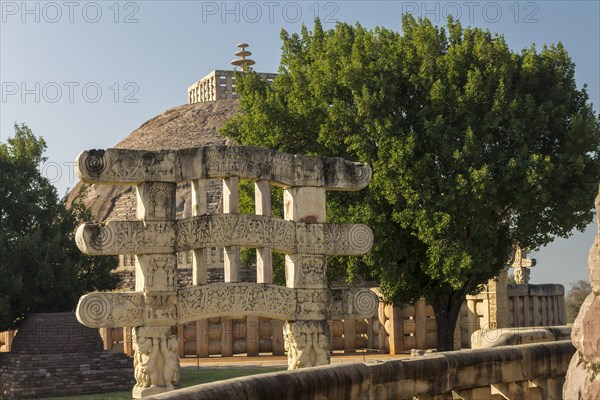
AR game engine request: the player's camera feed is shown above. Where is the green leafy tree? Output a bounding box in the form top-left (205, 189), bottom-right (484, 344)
top-left (0, 123), bottom-right (119, 330)
top-left (566, 280), bottom-right (592, 323)
top-left (222, 16), bottom-right (600, 350)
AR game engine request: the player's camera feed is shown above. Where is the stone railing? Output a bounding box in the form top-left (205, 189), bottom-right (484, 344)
top-left (506, 284), bottom-right (566, 327)
top-left (187, 70), bottom-right (277, 103)
top-left (99, 314), bottom-right (381, 357)
top-left (144, 341), bottom-right (574, 400)
top-left (460, 283), bottom-right (566, 347)
top-left (377, 299), bottom-right (438, 354)
top-left (97, 283), bottom-right (566, 356)
top-left (5, 283), bottom-right (565, 357)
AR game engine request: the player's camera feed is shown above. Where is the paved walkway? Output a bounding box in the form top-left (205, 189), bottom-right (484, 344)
top-left (180, 352), bottom-right (411, 369)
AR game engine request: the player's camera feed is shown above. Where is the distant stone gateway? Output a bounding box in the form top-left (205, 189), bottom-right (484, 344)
top-left (73, 145), bottom-right (378, 398)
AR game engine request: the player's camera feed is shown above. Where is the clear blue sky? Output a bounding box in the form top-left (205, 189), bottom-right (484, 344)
top-left (1, 1), bottom-right (599, 290)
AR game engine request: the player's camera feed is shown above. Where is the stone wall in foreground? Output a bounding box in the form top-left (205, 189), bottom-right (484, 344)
top-left (145, 341), bottom-right (574, 400)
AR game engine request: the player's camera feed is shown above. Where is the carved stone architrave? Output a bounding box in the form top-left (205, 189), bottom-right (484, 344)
top-left (177, 283), bottom-right (297, 322)
top-left (76, 285), bottom-right (379, 327)
top-left (328, 287), bottom-right (380, 320)
top-left (77, 292), bottom-right (144, 328)
top-left (75, 221), bottom-right (175, 256)
top-left (143, 292), bottom-right (177, 325)
top-left (75, 146), bottom-right (372, 191)
top-left (76, 216), bottom-right (373, 257)
top-left (175, 283), bottom-right (378, 323)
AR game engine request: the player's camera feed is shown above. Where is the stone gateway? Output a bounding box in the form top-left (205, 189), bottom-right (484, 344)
top-left (73, 145), bottom-right (378, 398)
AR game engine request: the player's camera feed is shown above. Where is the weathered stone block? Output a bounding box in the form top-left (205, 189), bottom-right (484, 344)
top-left (284, 187), bottom-right (326, 223)
top-left (589, 234), bottom-right (600, 295)
top-left (571, 293), bottom-right (600, 365)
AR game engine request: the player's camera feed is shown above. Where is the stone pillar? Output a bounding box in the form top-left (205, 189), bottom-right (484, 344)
top-left (248, 180), bottom-right (271, 357)
top-left (283, 186), bottom-right (329, 369)
top-left (466, 299), bottom-right (479, 341)
top-left (491, 382), bottom-right (529, 399)
top-left (415, 299), bottom-right (427, 349)
top-left (522, 295), bottom-right (531, 327)
top-left (124, 327), bottom-right (134, 356)
top-left (482, 267), bottom-right (509, 329)
top-left (221, 318), bottom-right (233, 357)
top-left (246, 316), bottom-right (260, 357)
top-left (99, 327), bottom-right (110, 350)
top-left (387, 304), bottom-right (404, 355)
top-left (195, 319), bottom-right (208, 358)
top-left (255, 179), bottom-right (272, 284)
top-left (132, 182), bottom-right (180, 398)
top-left (272, 319), bottom-right (285, 356)
top-left (191, 179), bottom-right (207, 285)
top-left (223, 177), bottom-right (240, 283)
top-left (343, 319), bottom-right (357, 353)
top-left (564, 185), bottom-right (600, 399)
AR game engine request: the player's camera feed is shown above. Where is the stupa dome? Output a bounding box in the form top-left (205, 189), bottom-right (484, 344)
top-left (67, 99), bottom-right (239, 222)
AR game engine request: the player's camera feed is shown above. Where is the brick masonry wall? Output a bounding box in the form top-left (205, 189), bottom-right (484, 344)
top-left (0, 313), bottom-right (134, 399)
top-left (10, 313), bottom-right (102, 355)
top-left (0, 352), bottom-right (133, 399)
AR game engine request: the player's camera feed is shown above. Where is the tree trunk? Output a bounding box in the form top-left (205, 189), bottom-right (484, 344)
top-left (431, 292), bottom-right (465, 352)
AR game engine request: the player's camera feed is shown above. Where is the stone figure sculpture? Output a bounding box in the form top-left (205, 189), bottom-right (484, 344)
top-left (162, 336), bottom-right (180, 388)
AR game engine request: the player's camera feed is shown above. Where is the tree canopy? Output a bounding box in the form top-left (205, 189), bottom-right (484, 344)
top-left (566, 280), bottom-right (592, 323)
top-left (222, 16), bottom-right (600, 350)
top-left (0, 124), bottom-right (119, 330)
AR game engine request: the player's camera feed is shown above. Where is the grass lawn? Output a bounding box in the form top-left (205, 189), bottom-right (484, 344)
top-left (41, 366), bottom-right (286, 400)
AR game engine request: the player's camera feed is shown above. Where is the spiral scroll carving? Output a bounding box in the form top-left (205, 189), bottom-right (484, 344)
top-left (83, 149), bottom-right (107, 176)
top-left (348, 225), bottom-right (373, 252)
top-left (88, 223), bottom-right (114, 251)
top-left (353, 290), bottom-right (378, 317)
top-left (78, 293), bottom-right (110, 325)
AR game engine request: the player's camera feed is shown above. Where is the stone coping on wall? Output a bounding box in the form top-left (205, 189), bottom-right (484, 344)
top-left (144, 340), bottom-right (574, 400)
top-left (471, 326), bottom-right (571, 349)
top-left (507, 283), bottom-right (564, 297)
